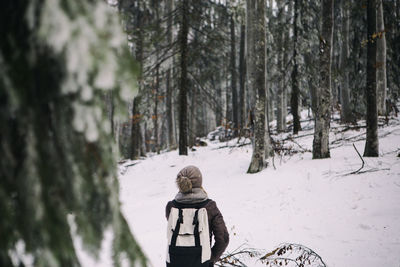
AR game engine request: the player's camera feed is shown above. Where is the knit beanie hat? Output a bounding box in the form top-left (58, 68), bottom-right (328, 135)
top-left (176, 165), bottom-right (203, 193)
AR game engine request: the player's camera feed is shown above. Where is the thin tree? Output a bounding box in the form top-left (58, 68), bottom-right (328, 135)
top-left (276, 0), bottom-right (287, 132)
top-left (246, 0), bottom-right (256, 111)
top-left (339, 0), bottom-right (354, 123)
top-left (130, 5), bottom-right (144, 160)
top-left (313, 0), bottom-right (334, 159)
top-left (239, 22), bottom-right (246, 132)
top-left (364, 0), bottom-right (379, 157)
top-left (230, 15), bottom-right (239, 136)
top-left (166, 0), bottom-right (176, 149)
top-left (291, 0), bottom-right (301, 134)
top-left (154, 0), bottom-right (161, 154)
top-left (248, 0), bottom-right (268, 173)
top-left (179, 0), bottom-right (189, 155)
top-left (377, 0), bottom-right (387, 115)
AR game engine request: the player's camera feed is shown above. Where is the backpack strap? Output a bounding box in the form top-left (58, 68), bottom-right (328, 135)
top-left (193, 209), bottom-right (200, 247)
top-left (170, 208), bottom-right (183, 247)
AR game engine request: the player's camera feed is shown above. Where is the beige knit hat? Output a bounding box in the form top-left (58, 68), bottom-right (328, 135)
top-left (176, 165), bottom-right (203, 193)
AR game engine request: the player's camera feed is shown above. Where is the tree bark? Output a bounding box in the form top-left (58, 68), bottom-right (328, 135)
top-left (189, 85), bottom-right (196, 147)
top-left (178, 0), bottom-right (189, 155)
top-left (247, 0), bottom-right (268, 173)
top-left (130, 7), bottom-right (144, 160)
top-left (154, 3), bottom-right (160, 154)
top-left (266, 0), bottom-right (274, 125)
top-left (291, 0), bottom-right (301, 135)
top-left (230, 15), bottom-right (239, 136)
top-left (364, 0), bottom-right (379, 157)
top-left (225, 64), bottom-right (231, 128)
top-left (276, 0), bottom-right (286, 132)
top-left (377, 0), bottom-right (387, 115)
top-left (166, 0), bottom-right (176, 149)
top-left (313, 0), bottom-right (333, 159)
top-left (154, 65), bottom-right (160, 153)
top-left (239, 23), bottom-right (246, 131)
top-left (215, 72), bottom-right (223, 126)
top-left (340, 0), bottom-right (354, 123)
top-left (246, 0), bottom-right (256, 111)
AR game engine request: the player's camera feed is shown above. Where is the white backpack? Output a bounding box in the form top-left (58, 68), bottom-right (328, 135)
top-left (166, 207), bottom-right (211, 267)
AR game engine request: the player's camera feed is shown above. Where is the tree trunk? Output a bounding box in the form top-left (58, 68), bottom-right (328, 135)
top-left (130, 99), bottom-right (141, 159)
top-left (246, 0), bottom-right (256, 111)
top-left (225, 58), bottom-right (231, 126)
top-left (239, 23), bottom-right (246, 131)
top-left (340, 0), bottom-right (354, 123)
top-left (364, 0), bottom-right (379, 157)
top-left (377, 0), bottom-right (387, 115)
top-left (248, 0), bottom-right (268, 173)
top-left (313, 0), bottom-right (333, 159)
top-left (291, 0), bottom-right (301, 135)
top-left (331, 2), bottom-right (339, 110)
top-left (282, 0), bottom-right (292, 129)
top-left (276, 0), bottom-right (286, 132)
top-left (130, 8), bottom-right (144, 160)
top-left (189, 86), bottom-right (196, 147)
top-left (153, 2), bottom-right (162, 154)
top-left (266, 0), bottom-right (274, 125)
top-left (154, 66), bottom-right (160, 153)
top-left (166, 0), bottom-right (176, 149)
top-left (178, 0), bottom-right (189, 155)
top-left (230, 15), bottom-right (239, 136)
top-left (215, 72), bottom-right (223, 126)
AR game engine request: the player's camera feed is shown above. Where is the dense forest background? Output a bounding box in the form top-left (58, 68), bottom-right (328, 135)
top-left (114, 0), bottom-right (399, 168)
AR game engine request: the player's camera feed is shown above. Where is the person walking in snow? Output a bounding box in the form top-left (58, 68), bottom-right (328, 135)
top-left (165, 165), bottom-right (229, 267)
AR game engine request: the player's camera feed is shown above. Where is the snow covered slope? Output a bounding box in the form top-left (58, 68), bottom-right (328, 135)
top-left (119, 117), bottom-right (400, 267)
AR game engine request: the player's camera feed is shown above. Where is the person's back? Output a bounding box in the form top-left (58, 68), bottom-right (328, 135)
top-left (165, 166), bottom-right (229, 267)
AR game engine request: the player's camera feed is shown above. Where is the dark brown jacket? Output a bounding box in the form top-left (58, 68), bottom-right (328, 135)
top-left (165, 199), bottom-right (229, 263)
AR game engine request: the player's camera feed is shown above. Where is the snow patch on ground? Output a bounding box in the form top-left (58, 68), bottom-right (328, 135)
top-left (118, 113), bottom-right (400, 267)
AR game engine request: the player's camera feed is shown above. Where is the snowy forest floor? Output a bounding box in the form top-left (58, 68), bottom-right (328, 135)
top-left (115, 111), bottom-right (400, 267)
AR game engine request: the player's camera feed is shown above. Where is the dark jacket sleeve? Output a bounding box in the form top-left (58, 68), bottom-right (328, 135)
top-left (208, 201), bottom-right (229, 263)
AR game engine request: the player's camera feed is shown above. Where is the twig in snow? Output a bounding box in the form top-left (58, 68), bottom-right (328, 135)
top-left (260, 243), bottom-right (327, 267)
top-left (216, 245), bottom-right (261, 267)
top-left (346, 143), bottom-right (364, 175)
top-left (353, 168), bottom-right (390, 175)
top-left (213, 142), bottom-right (251, 150)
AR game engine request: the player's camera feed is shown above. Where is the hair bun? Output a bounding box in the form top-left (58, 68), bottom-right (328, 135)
top-left (176, 176), bottom-right (192, 193)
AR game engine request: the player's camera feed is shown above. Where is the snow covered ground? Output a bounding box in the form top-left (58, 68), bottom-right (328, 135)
top-left (118, 114), bottom-right (400, 267)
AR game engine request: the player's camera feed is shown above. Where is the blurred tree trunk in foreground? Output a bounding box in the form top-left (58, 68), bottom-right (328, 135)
top-left (0, 1), bottom-right (146, 266)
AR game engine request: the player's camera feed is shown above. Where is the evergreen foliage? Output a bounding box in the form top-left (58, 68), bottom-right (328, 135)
top-left (0, 0), bottom-right (146, 266)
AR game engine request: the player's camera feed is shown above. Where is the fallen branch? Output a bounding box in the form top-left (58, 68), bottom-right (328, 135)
top-left (213, 142), bottom-right (252, 150)
top-left (260, 243), bottom-right (327, 267)
top-left (280, 132), bottom-right (314, 141)
top-left (286, 136), bottom-right (312, 153)
top-left (354, 167), bottom-right (390, 175)
top-left (216, 245), bottom-right (260, 267)
top-left (345, 143), bottom-right (364, 175)
top-left (331, 128), bottom-right (400, 150)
